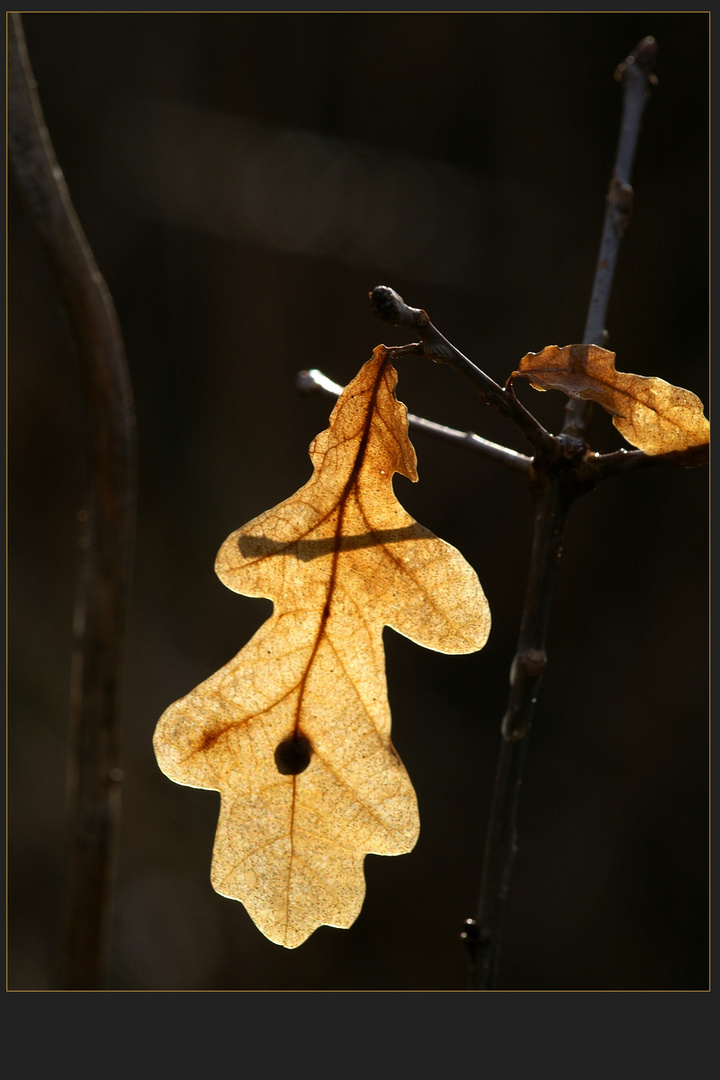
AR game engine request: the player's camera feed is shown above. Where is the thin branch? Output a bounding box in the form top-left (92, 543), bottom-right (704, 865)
top-left (8, 13), bottom-right (136, 989)
top-left (583, 440), bottom-right (708, 480)
top-left (370, 285), bottom-right (558, 457)
top-left (563, 36), bottom-right (657, 439)
top-left (297, 368), bottom-right (532, 472)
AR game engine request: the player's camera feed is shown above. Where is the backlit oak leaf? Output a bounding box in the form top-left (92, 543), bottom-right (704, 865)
top-left (515, 344), bottom-right (709, 455)
top-left (154, 345), bottom-right (490, 948)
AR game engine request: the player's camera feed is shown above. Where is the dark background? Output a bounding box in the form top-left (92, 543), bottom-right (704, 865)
top-left (8, 11), bottom-right (708, 990)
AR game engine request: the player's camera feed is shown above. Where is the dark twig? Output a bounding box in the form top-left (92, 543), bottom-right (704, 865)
top-left (583, 441), bottom-right (708, 480)
top-left (468, 456), bottom-right (588, 989)
top-left (362, 38), bottom-right (671, 991)
top-left (8, 13), bottom-right (136, 989)
top-left (563, 36), bottom-right (657, 439)
top-left (370, 286), bottom-right (557, 457)
top-left (292, 33), bottom-right (697, 995)
top-left (468, 36), bottom-right (660, 991)
top-left (297, 368), bottom-right (532, 472)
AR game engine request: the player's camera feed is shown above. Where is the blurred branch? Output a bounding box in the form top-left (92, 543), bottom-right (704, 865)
top-left (297, 367), bottom-right (532, 472)
top-left (8, 12), bottom-right (137, 989)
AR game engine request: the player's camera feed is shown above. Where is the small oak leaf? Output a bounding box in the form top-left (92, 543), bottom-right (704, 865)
top-left (515, 344), bottom-right (709, 455)
top-left (154, 345), bottom-right (490, 948)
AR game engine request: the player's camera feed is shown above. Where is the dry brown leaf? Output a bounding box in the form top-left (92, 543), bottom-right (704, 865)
top-left (154, 346), bottom-right (490, 948)
top-left (515, 344), bottom-right (709, 455)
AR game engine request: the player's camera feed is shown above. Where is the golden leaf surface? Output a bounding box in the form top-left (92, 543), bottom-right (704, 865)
top-left (515, 344), bottom-right (709, 455)
top-left (154, 346), bottom-right (490, 948)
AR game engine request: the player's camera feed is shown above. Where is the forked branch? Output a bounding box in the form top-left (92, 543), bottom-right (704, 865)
top-left (361, 36), bottom-right (668, 992)
top-left (369, 286), bottom-right (558, 457)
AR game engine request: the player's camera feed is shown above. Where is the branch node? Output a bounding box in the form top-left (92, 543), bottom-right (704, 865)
top-left (501, 708), bottom-right (528, 742)
top-left (556, 433), bottom-right (589, 466)
top-left (369, 285), bottom-right (417, 327)
top-left (607, 173), bottom-right (634, 237)
top-left (518, 648), bottom-right (548, 679)
top-left (370, 286), bottom-right (557, 454)
top-left (616, 35), bottom-right (659, 85)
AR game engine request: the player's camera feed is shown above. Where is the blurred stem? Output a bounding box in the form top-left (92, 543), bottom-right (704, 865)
top-left (8, 13), bottom-right (136, 989)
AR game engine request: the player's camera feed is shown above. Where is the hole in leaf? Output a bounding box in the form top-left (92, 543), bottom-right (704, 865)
top-left (274, 733), bottom-right (313, 775)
